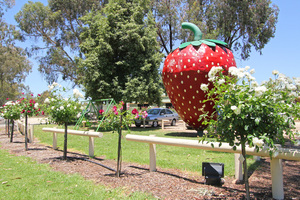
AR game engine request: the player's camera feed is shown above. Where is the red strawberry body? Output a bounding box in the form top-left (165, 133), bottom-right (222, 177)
top-left (162, 34), bottom-right (236, 132)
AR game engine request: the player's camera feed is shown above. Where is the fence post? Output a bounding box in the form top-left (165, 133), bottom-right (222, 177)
top-left (271, 158), bottom-right (284, 200)
top-left (235, 153), bottom-right (243, 181)
top-left (53, 127), bottom-right (58, 150)
top-left (88, 130), bottom-right (95, 157)
top-left (28, 124), bottom-right (34, 143)
top-left (149, 135), bottom-right (157, 172)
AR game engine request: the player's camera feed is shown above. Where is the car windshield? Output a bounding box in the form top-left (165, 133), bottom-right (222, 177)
top-left (147, 109), bottom-right (160, 115)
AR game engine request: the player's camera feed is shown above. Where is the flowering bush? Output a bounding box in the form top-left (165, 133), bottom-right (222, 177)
top-left (44, 83), bottom-right (83, 125)
top-left (131, 108), bottom-right (148, 120)
top-left (1, 100), bottom-right (22, 120)
top-left (19, 93), bottom-right (44, 117)
top-left (199, 66), bottom-right (300, 198)
top-left (101, 102), bottom-right (134, 132)
top-left (199, 66), bottom-right (300, 151)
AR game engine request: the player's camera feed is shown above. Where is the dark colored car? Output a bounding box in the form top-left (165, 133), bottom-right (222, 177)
top-left (135, 108), bottom-right (179, 127)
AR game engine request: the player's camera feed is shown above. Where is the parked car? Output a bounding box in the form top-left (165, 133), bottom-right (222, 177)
top-left (135, 108), bottom-right (179, 127)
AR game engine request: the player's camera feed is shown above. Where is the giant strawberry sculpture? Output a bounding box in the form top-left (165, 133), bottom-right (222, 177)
top-left (162, 22), bottom-right (236, 135)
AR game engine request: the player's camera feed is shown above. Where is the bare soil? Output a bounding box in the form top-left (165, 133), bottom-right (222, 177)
top-left (0, 121), bottom-right (299, 199)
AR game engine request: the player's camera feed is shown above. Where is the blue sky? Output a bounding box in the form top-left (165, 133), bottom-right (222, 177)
top-left (3, 0), bottom-right (300, 97)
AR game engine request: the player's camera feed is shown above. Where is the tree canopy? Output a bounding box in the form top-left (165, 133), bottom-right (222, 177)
top-left (78, 0), bottom-right (163, 105)
top-left (15, 0), bottom-right (105, 84)
top-left (153, 0), bottom-right (279, 59)
top-left (0, 0), bottom-right (31, 106)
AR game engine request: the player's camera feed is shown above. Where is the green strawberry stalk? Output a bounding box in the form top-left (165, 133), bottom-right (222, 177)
top-left (180, 22), bottom-right (228, 49)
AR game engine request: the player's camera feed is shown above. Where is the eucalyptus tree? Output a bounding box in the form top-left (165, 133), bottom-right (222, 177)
top-left (151, 0), bottom-right (279, 59)
top-left (78, 0), bottom-right (163, 105)
top-left (15, 0), bottom-right (105, 84)
top-left (0, 0), bottom-right (31, 105)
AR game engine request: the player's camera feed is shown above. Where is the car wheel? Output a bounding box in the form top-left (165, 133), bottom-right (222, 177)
top-left (171, 119), bottom-right (176, 126)
top-left (152, 120), bottom-right (158, 127)
top-left (135, 123), bottom-right (141, 128)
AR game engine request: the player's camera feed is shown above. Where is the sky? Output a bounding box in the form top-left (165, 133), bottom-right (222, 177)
top-left (3, 0), bottom-right (300, 97)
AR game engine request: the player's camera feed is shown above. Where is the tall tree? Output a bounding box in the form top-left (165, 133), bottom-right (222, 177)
top-left (78, 0), bottom-right (163, 105)
top-left (152, 0), bottom-right (279, 60)
top-left (15, 0), bottom-right (105, 84)
top-left (0, 0), bottom-right (31, 105)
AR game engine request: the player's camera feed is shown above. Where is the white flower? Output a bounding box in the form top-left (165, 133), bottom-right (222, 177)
top-left (76, 113), bottom-right (81, 118)
top-left (250, 69), bottom-right (255, 74)
top-left (254, 86), bottom-right (267, 97)
top-left (67, 104), bottom-right (71, 108)
top-left (217, 79), bottom-right (225, 85)
top-left (52, 82), bottom-right (59, 87)
top-left (34, 103), bottom-right (39, 109)
top-left (252, 81), bottom-right (259, 87)
top-left (245, 66), bottom-right (250, 70)
top-left (253, 137), bottom-right (264, 147)
top-left (272, 70), bottom-right (279, 75)
top-left (73, 88), bottom-right (84, 98)
top-left (60, 106), bottom-right (64, 110)
top-left (48, 85), bottom-right (54, 91)
top-left (287, 84), bottom-right (296, 91)
top-left (208, 66), bottom-right (223, 79)
top-left (74, 106), bottom-right (77, 109)
top-left (200, 83), bottom-right (209, 91)
top-left (231, 105), bottom-right (241, 115)
top-left (44, 98), bottom-right (50, 104)
top-left (51, 106), bottom-right (55, 109)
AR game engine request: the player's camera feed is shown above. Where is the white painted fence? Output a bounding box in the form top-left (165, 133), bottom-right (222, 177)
top-left (42, 128), bottom-right (103, 157)
top-left (125, 134), bottom-right (300, 200)
top-left (17, 120), bottom-right (34, 143)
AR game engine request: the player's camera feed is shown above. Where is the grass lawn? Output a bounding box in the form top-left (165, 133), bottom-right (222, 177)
top-left (33, 124), bottom-right (257, 177)
top-left (0, 148), bottom-right (155, 200)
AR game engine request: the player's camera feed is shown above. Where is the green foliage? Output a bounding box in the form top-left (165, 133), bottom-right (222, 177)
top-left (43, 83), bottom-right (83, 125)
top-left (199, 67), bottom-right (300, 152)
top-left (100, 101), bottom-right (134, 132)
top-left (15, 0), bottom-right (104, 84)
top-left (19, 94), bottom-right (43, 117)
top-left (0, 0), bottom-right (31, 106)
top-left (0, 100), bottom-right (21, 120)
top-left (152, 0), bottom-right (278, 59)
top-left (78, 0), bottom-right (163, 104)
top-left (0, 148), bottom-right (155, 199)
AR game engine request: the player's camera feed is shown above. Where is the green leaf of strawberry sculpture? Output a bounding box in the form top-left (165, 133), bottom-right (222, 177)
top-left (162, 22), bottom-right (237, 134)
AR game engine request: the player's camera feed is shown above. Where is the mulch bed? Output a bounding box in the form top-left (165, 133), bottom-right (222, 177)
top-left (0, 127), bottom-right (299, 199)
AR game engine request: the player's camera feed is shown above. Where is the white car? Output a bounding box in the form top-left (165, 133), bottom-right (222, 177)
top-left (135, 108), bottom-right (179, 127)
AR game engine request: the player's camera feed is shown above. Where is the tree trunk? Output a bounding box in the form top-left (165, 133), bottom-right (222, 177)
top-left (116, 115), bottom-right (122, 177)
top-left (10, 120), bottom-right (14, 142)
top-left (25, 114), bottom-right (28, 151)
top-left (7, 119), bottom-right (10, 137)
top-left (241, 142), bottom-right (250, 200)
top-left (63, 122), bottom-right (68, 160)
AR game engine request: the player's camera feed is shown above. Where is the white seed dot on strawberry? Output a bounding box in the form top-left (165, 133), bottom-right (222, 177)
top-left (197, 70), bottom-right (200, 73)
top-left (184, 65), bottom-right (186, 69)
top-left (189, 101), bottom-right (191, 104)
top-left (187, 75), bottom-right (189, 78)
top-left (182, 96), bottom-right (185, 100)
top-left (181, 81), bottom-right (184, 84)
top-left (193, 63), bottom-right (195, 66)
top-left (184, 89), bottom-right (186, 92)
top-left (211, 62), bottom-right (214, 65)
top-left (195, 78), bottom-right (197, 81)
